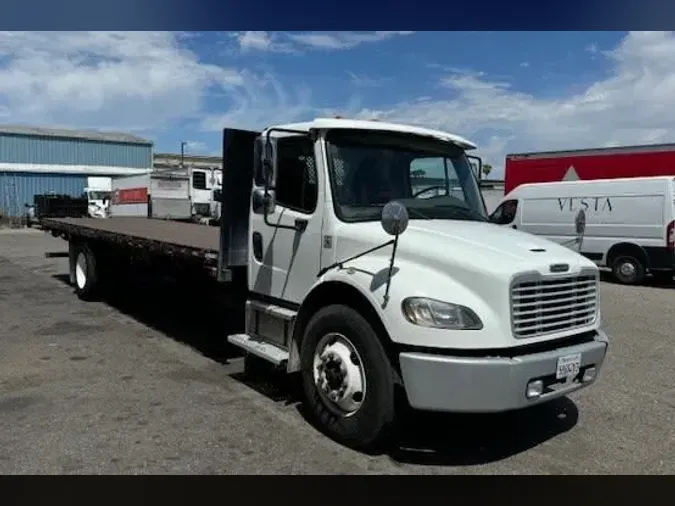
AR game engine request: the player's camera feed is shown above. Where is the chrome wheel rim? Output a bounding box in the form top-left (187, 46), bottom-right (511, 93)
top-left (312, 332), bottom-right (366, 417)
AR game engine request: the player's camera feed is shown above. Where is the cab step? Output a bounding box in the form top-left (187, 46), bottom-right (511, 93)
top-left (227, 333), bottom-right (289, 366)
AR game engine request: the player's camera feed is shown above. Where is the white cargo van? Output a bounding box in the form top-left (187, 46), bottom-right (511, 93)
top-left (490, 177), bottom-right (675, 284)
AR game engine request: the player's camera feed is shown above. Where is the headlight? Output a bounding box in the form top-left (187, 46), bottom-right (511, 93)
top-left (401, 297), bottom-right (483, 330)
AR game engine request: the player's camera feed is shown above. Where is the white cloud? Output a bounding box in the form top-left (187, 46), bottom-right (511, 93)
top-left (231, 31), bottom-right (414, 53)
top-left (237, 31), bottom-right (273, 51)
top-left (233, 31), bottom-right (295, 53)
top-left (286, 31), bottom-right (414, 51)
top-left (349, 31), bottom-right (675, 179)
top-left (183, 140), bottom-right (207, 152)
top-left (347, 71), bottom-right (389, 88)
top-left (0, 31), bottom-right (244, 133)
top-left (3, 30), bottom-right (675, 182)
top-left (199, 71), bottom-right (314, 132)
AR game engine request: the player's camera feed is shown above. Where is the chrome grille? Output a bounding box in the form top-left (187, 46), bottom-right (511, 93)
top-left (511, 271), bottom-right (598, 339)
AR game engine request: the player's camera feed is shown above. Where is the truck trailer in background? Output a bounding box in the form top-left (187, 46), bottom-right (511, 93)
top-left (504, 143), bottom-right (675, 195)
top-left (110, 171), bottom-right (192, 221)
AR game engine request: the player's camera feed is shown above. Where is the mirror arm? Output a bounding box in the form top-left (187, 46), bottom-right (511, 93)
top-left (381, 233), bottom-right (401, 308)
top-left (316, 239), bottom-right (395, 278)
top-left (263, 208), bottom-right (301, 231)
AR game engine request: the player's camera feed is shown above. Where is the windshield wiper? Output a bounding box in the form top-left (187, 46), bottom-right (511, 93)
top-left (435, 204), bottom-right (488, 222)
top-left (347, 203), bottom-right (432, 219)
top-left (406, 207), bottom-right (432, 220)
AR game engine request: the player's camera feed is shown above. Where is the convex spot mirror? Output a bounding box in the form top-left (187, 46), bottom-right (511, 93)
top-left (381, 200), bottom-right (409, 236)
top-left (252, 188), bottom-right (276, 215)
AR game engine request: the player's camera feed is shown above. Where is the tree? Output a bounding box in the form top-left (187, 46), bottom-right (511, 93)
top-left (411, 169), bottom-right (426, 178)
top-left (482, 163), bottom-right (493, 178)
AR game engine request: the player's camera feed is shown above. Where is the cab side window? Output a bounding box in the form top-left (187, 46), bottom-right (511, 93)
top-left (275, 136), bottom-right (318, 214)
top-left (490, 199), bottom-right (518, 225)
top-left (192, 171), bottom-right (207, 190)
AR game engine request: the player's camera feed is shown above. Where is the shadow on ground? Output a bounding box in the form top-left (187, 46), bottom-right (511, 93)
top-left (230, 366), bottom-right (578, 466)
top-left (52, 272), bottom-right (579, 466)
top-left (386, 396), bottom-right (578, 466)
top-left (52, 273), bottom-right (243, 364)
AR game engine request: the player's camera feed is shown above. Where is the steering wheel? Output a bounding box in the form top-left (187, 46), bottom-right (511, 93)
top-left (412, 185), bottom-right (446, 198)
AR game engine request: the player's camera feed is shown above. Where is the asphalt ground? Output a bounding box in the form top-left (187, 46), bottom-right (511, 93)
top-left (0, 228), bottom-right (673, 474)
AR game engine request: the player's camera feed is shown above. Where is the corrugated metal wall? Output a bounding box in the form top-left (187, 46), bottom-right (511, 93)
top-left (0, 134), bottom-right (151, 168)
top-left (0, 172), bottom-right (86, 217)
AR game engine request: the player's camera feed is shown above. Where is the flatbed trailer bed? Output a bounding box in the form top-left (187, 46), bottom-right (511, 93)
top-left (41, 217), bottom-right (219, 254)
top-left (40, 217), bottom-right (221, 272)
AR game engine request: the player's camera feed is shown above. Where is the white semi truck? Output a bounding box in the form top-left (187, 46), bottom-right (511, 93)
top-left (41, 118), bottom-right (609, 451)
top-left (189, 167), bottom-right (222, 224)
top-left (84, 177), bottom-right (112, 218)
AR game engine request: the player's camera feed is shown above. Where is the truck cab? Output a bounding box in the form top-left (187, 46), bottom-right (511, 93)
top-left (84, 176), bottom-right (112, 218)
top-left (219, 118), bottom-right (610, 451)
top-left (190, 167), bottom-right (222, 224)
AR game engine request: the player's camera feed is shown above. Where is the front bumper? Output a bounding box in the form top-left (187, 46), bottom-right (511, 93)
top-left (399, 329), bottom-right (609, 413)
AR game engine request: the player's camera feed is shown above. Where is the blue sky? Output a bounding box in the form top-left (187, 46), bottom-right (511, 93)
top-left (1, 31), bottom-right (674, 178)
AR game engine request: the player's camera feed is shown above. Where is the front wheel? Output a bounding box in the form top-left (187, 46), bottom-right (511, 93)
top-left (611, 255), bottom-right (645, 285)
top-left (300, 304), bottom-right (396, 452)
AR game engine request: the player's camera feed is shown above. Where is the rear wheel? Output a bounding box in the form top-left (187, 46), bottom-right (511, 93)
top-left (611, 255), bottom-right (645, 285)
top-left (300, 304), bottom-right (396, 452)
top-left (73, 245), bottom-right (100, 300)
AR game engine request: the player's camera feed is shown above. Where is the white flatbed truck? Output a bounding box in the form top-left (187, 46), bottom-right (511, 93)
top-left (41, 118), bottom-right (609, 451)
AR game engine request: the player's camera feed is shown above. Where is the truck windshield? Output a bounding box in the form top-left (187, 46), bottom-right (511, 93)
top-left (88, 191), bottom-right (111, 201)
top-left (325, 130), bottom-right (487, 223)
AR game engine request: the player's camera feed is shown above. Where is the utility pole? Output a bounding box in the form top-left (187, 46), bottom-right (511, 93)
top-left (180, 141), bottom-right (187, 169)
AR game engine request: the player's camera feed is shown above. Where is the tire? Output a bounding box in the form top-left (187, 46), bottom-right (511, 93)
top-left (300, 304), bottom-right (396, 452)
top-left (611, 255), bottom-right (645, 285)
top-left (73, 244), bottom-right (100, 301)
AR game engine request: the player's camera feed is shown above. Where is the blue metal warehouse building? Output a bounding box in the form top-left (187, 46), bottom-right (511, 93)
top-left (0, 125), bottom-right (153, 217)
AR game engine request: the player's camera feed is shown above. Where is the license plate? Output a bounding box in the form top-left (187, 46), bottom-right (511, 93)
top-left (556, 353), bottom-right (581, 380)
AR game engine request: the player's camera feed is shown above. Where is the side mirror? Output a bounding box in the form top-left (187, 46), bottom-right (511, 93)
top-left (467, 155), bottom-right (483, 181)
top-left (262, 159), bottom-right (274, 189)
top-left (381, 200), bottom-right (409, 236)
top-left (252, 187), bottom-right (276, 215)
top-left (575, 209), bottom-right (586, 250)
top-left (262, 138), bottom-right (275, 189)
top-left (575, 209), bottom-right (586, 237)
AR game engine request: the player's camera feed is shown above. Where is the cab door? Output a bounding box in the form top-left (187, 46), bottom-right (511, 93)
top-left (248, 133), bottom-right (324, 305)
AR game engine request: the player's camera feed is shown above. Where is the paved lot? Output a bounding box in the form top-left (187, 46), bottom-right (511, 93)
top-left (0, 228), bottom-right (673, 474)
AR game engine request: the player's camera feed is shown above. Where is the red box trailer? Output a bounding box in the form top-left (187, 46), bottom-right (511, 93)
top-left (504, 143), bottom-right (675, 195)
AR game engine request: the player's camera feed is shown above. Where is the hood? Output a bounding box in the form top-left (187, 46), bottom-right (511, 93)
top-left (88, 202), bottom-right (108, 218)
top-left (334, 219), bottom-right (595, 283)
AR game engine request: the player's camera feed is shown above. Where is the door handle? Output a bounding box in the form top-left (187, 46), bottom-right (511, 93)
top-left (252, 232), bottom-right (263, 261)
top-left (295, 218), bottom-right (308, 232)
